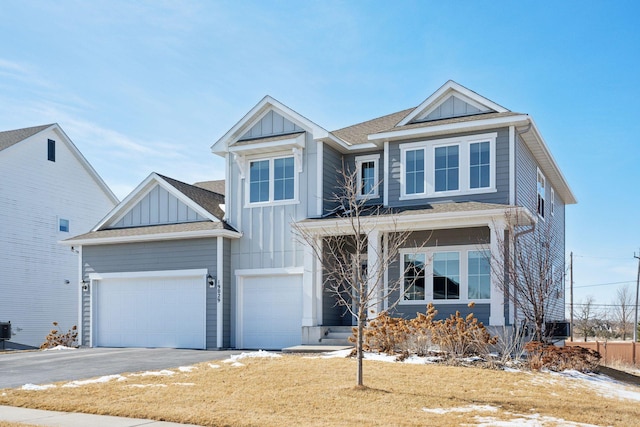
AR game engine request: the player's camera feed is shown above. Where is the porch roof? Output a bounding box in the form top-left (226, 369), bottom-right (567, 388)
top-left (297, 201), bottom-right (534, 234)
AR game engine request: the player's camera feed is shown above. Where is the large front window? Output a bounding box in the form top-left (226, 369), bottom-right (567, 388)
top-left (249, 156), bottom-right (296, 204)
top-left (400, 245), bottom-right (491, 304)
top-left (400, 133), bottom-right (496, 198)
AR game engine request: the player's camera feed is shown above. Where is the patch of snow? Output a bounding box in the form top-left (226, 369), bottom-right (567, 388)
top-left (223, 350), bottom-right (281, 363)
top-left (21, 383), bottom-right (56, 391)
top-left (62, 375), bottom-right (126, 388)
top-left (549, 369), bottom-right (640, 402)
top-left (42, 345), bottom-right (77, 351)
top-left (502, 366), bottom-right (521, 373)
top-left (422, 404), bottom-right (499, 414)
top-left (172, 382), bottom-right (195, 386)
top-left (178, 366), bottom-right (196, 372)
top-left (208, 364), bottom-right (221, 369)
top-left (230, 362), bottom-right (245, 367)
top-left (125, 384), bottom-right (168, 388)
top-left (473, 412), bottom-right (601, 427)
top-left (130, 369), bottom-right (175, 377)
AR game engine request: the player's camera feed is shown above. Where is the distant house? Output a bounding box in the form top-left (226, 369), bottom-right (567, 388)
top-left (0, 124), bottom-right (118, 347)
top-left (65, 81), bottom-right (575, 350)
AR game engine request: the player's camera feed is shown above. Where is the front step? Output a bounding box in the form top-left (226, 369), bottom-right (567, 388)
top-left (320, 326), bottom-right (354, 346)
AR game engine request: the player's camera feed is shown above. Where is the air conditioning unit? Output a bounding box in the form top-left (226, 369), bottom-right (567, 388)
top-left (544, 321), bottom-right (570, 338)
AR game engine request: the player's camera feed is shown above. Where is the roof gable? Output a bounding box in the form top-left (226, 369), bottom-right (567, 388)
top-left (397, 80), bottom-right (509, 126)
top-left (95, 173), bottom-right (224, 231)
top-left (211, 96), bottom-right (333, 156)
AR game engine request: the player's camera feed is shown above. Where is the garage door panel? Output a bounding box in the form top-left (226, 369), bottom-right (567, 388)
top-left (240, 275), bottom-right (302, 350)
top-left (94, 275), bottom-right (205, 349)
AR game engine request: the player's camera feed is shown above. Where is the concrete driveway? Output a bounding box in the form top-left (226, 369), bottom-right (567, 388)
top-left (0, 347), bottom-right (240, 389)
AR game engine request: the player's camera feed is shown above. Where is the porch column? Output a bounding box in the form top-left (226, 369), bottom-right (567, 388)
top-left (489, 220), bottom-right (506, 326)
top-left (367, 229), bottom-right (382, 319)
top-left (302, 237), bottom-right (321, 326)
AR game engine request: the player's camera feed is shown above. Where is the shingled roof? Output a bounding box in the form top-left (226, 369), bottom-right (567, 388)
top-left (193, 179), bottom-right (225, 196)
top-left (0, 124), bottom-right (54, 152)
top-left (332, 108), bottom-right (413, 146)
top-left (156, 174), bottom-right (226, 220)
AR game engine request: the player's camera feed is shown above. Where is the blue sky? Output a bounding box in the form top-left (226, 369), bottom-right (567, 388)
top-left (1, 1), bottom-right (638, 310)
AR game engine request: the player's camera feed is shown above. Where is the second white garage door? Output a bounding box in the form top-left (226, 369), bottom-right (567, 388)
top-left (92, 270), bottom-right (207, 349)
top-left (238, 274), bottom-right (302, 350)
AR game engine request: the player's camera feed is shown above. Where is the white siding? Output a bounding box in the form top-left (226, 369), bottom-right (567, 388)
top-left (0, 127), bottom-right (116, 347)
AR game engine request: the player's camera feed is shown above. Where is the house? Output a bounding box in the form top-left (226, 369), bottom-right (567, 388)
top-left (0, 124), bottom-right (118, 347)
top-left (65, 80), bottom-right (575, 350)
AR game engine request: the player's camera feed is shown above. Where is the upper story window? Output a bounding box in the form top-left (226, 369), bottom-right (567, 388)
top-left (249, 155), bottom-right (296, 204)
top-left (434, 145), bottom-right (459, 192)
top-left (537, 168), bottom-right (546, 218)
top-left (59, 218), bottom-right (69, 232)
top-left (355, 154), bottom-right (380, 199)
top-left (405, 149), bottom-right (425, 195)
top-left (550, 187), bottom-right (555, 216)
top-left (400, 132), bottom-right (497, 199)
top-left (47, 139), bottom-right (55, 162)
top-left (401, 245), bottom-right (491, 304)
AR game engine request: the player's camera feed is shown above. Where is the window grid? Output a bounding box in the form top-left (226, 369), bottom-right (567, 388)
top-left (274, 157), bottom-right (294, 201)
top-left (405, 149), bottom-right (425, 195)
top-left (470, 141), bottom-right (490, 189)
top-left (468, 251), bottom-right (491, 299)
top-left (434, 145), bottom-right (459, 192)
top-left (403, 253), bottom-right (426, 301)
top-left (249, 160), bottom-right (270, 203)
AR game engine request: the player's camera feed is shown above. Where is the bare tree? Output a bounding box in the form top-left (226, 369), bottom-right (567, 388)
top-left (575, 296), bottom-right (596, 342)
top-left (613, 285), bottom-right (634, 340)
top-left (491, 214), bottom-right (564, 342)
top-left (293, 166), bottom-right (424, 387)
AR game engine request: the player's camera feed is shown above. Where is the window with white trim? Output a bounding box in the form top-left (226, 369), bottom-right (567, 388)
top-left (550, 187), bottom-right (555, 216)
top-left (249, 155), bottom-right (296, 204)
top-left (400, 133), bottom-right (496, 199)
top-left (404, 148), bottom-right (425, 195)
top-left (537, 168), bottom-right (545, 218)
top-left (356, 154), bottom-right (380, 199)
top-left (401, 245), bottom-right (491, 303)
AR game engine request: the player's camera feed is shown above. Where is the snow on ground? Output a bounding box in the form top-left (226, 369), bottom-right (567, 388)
top-left (42, 345), bottom-right (77, 351)
top-left (423, 404), bottom-right (498, 414)
top-left (549, 369), bottom-right (640, 402)
top-left (21, 384), bottom-right (56, 391)
top-left (130, 369), bottom-right (175, 377)
top-left (62, 374), bottom-right (126, 388)
top-left (222, 350), bottom-right (281, 364)
top-left (178, 366), bottom-right (196, 372)
top-left (208, 363), bottom-right (221, 369)
top-left (471, 412), bottom-right (602, 427)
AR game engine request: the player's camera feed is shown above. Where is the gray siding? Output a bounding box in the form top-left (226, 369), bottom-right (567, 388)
top-left (322, 143), bottom-right (343, 215)
top-left (113, 184), bottom-right (205, 228)
top-left (81, 238), bottom-right (220, 348)
top-left (387, 127), bottom-right (511, 207)
top-left (514, 135), bottom-right (566, 322)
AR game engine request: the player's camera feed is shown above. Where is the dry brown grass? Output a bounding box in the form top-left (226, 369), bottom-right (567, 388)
top-left (0, 355), bottom-right (638, 426)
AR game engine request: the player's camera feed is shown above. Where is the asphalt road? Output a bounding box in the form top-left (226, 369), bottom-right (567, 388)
top-left (0, 347), bottom-right (240, 389)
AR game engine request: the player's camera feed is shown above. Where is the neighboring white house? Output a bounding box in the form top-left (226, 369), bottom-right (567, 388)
top-left (0, 124), bottom-right (118, 347)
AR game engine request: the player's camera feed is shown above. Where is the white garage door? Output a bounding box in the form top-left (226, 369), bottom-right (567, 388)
top-left (93, 271), bottom-right (206, 349)
top-left (239, 274), bottom-right (302, 350)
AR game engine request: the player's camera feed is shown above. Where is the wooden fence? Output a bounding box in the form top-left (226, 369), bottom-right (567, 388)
top-left (565, 341), bottom-right (640, 367)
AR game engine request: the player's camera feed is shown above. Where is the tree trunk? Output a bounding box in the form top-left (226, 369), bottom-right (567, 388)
top-left (356, 313), bottom-right (364, 387)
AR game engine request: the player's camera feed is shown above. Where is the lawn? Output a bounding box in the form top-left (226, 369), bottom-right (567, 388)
top-left (1, 351), bottom-right (639, 426)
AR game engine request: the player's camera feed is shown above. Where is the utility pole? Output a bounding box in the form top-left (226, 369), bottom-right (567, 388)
top-left (634, 251), bottom-right (640, 343)
top-left (570, 252), bottom-right (574, 342)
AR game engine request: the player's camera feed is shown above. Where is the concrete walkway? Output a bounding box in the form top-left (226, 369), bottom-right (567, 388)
top-left (0, 406), bottom-right (202, 426)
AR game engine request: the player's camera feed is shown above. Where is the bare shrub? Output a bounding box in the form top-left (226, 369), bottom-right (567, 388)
top-left (40, 322), bottom-right (78, 349)
top-left (524, 341), bottom-right (601, 372)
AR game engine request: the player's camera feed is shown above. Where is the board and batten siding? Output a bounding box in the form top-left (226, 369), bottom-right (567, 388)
top-left (112, 184), bottom-right (205, 228)
top-left (387, 128), bottom-right (511, 208)
top-left (240, 110), bottom-right (303, 140)
top-left (514, 135), bottom-right (566, 322)
top-left (0, 127), bottom-right (116, 347)
top-left (80, 238), bottom-right (223, 348)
